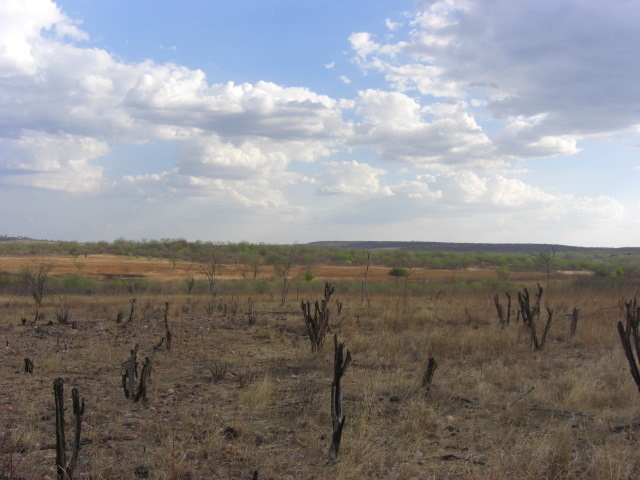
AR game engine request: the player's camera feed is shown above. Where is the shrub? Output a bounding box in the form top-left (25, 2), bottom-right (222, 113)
top-left (388, 267), bottom-right (410, 277)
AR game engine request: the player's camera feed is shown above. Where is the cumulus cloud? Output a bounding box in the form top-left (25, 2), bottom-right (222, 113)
top-left (0, 0), bottom-right (350, 209)
top-left (0, 132), bottom-right (107, 192)
top-left (350, 90), bottom-right (495, 168)
top-left (494, 117), bottom-right (581, 159)
top-left (120, 170), bottom-right (296, 211)
top-left (392, 171), bottom-right (556, 207)
top-left (316, 160), bottom-right (392, 196)
top-left (1, 0), bottom-right (636, 246)
top-left (351, 0), bottom-right (640, 138)
top-left (0, 0), bottom-right (86, 77)
top-left (393, 170), bottom-right (627, 228)
top-left (177, 136), bottom-right (304, 183)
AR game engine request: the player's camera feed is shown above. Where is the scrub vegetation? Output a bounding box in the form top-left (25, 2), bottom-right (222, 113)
top-left (1, 239), bottom-right (640, 479)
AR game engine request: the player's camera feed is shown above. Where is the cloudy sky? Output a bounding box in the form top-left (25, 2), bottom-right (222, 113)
top-left (1, 0), bottom-right (639, 246)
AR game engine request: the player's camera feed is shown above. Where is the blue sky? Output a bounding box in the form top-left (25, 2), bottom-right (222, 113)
top-left (1, 0), bottom-right (640, 247)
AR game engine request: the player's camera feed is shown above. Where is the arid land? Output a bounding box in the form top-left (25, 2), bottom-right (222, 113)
top-left (1, 252), bottom-right (640, 479)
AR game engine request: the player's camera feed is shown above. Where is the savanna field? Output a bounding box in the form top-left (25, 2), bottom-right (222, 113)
top-left (2, 242), bottom-right (640, 479)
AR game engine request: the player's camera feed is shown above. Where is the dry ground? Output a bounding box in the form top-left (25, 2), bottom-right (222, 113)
top-left (0, 254), bottom-right (551, 282)
top-left (1, 255), bottom-right (640, 479)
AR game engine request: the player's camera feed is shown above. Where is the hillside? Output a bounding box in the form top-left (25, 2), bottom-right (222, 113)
top-left (307, 241), bottom-right (640, 255)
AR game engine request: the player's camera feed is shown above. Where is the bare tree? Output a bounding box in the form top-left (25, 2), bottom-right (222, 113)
top-left (184, 275), bottom-right (196, 295)
top-left (25, 262), bottom-right (53, 324)
top-left (200, 261), bottom-right (219, 314)
top-left (239, 252), bottom-right (262, 280)
top-left (531, 245), bottom-right (557, 292)
top-left (119, 277), bottom-right (138, 296)
top-left (274, 252), bottom-right (293, 306)
top-left (362, 251), bottom-right (371, 307)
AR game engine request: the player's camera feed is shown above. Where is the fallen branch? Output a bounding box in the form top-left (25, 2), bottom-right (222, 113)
top-left (529, 406), bottom-right (595, 420)
top-left (508, 386), bottom-right (534, 407)
top-left (449, 388), bottom-right (594, 419)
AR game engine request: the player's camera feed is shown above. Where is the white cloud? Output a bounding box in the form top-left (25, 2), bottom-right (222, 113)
top-left (493, 117), bottom-right (581, 159)
top-left (350, 90), bottom-right (495, 168)
top-left (390, 171), bottom-right (627, 227)
top-left (349, 32), bottom-right (380, 59)
top-left (392, 171), bottom-right (555, 207)
top-left (1, 0), bottom-right (637, 246)
top-left (352, 0), bottom-right (640, 138)
top-left (383, 63), bottom-right (461, 98)
top-left (0, 132), bottom-right (107, 192)
top-left (0, 0), bottom-right (86, 77)
top-left (385, 18), bottom-right (403, 31)
top-left (0, 1), bottom-right (350, 204)
top-left (317, 160), bottom-right (392, 196)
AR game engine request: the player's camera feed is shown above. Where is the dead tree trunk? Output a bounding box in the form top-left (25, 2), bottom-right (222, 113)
top-left (122, 344), bottom-right (154, 402)
top-left (163, 302), bottom-right (172, 351)
top-left (67, 388), bottom-right (85, 479)
top-left (539, 307), bottom-right (553, 350)
top-left (517, 284), bottom-right (550, 350)
top-left (301, 300), bottom-right (330, 352)
top-left (517, 284), bottom-right (542, 328)
top-left (133, 356), bottom-right (153, 403)
top-left (54, 378), bottom-right (67, 480)
top-left (122, 344), bottom-right (139, 399)
top-left (617, 298), bottom-right (640, 392)
top-left (569, 307), bottom-right (579, 336)
top-left (247, 297), bottom-right (255, 326)
top-left (361, 252), bottom-right (370, 307)
top-left (24, 357), bottom-right (34, 374)
top-left (329, 334), bottom-right (351, 462)
top-left (494, 292), bottom-right (511, 328)
top-left (422, 357), bottom-right (438, 393)
top-left (324, 282), bottom-right (335, 302)
top-left (53, 378), bottom-right (85, 480)
top-left (126, 298), bottom-right (137, 325)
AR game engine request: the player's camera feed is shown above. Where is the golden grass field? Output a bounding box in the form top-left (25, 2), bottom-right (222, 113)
top-left (2, 254), bottom-right (640, 479)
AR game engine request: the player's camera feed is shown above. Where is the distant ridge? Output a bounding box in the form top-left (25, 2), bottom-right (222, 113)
top-left (0, 235), bottom-right (41, 242)
top-left (306, 241), bottom-right (640, 255)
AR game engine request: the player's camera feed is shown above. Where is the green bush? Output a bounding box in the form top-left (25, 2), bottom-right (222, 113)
top-left (388, 267), bottom-right (410, 277)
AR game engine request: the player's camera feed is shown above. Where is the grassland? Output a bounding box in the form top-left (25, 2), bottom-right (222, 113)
top-left (2, 251), bottom-right (640, 479)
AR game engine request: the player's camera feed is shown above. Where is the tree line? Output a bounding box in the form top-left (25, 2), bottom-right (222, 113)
top-left (0, 238), bottom-right (637, 277)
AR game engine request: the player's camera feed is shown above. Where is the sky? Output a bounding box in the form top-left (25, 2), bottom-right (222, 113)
top-left (1, 0), bottom-right (640, 247)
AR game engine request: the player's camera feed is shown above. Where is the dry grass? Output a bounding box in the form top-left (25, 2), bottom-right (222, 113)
top-left (1, 256), bottom-right (640, 479)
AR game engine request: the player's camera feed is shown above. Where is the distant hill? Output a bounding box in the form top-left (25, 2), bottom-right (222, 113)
top-left (0, 235), bottom-right (41, 242)
top-left (306, 241), bottom-right (640, 255)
